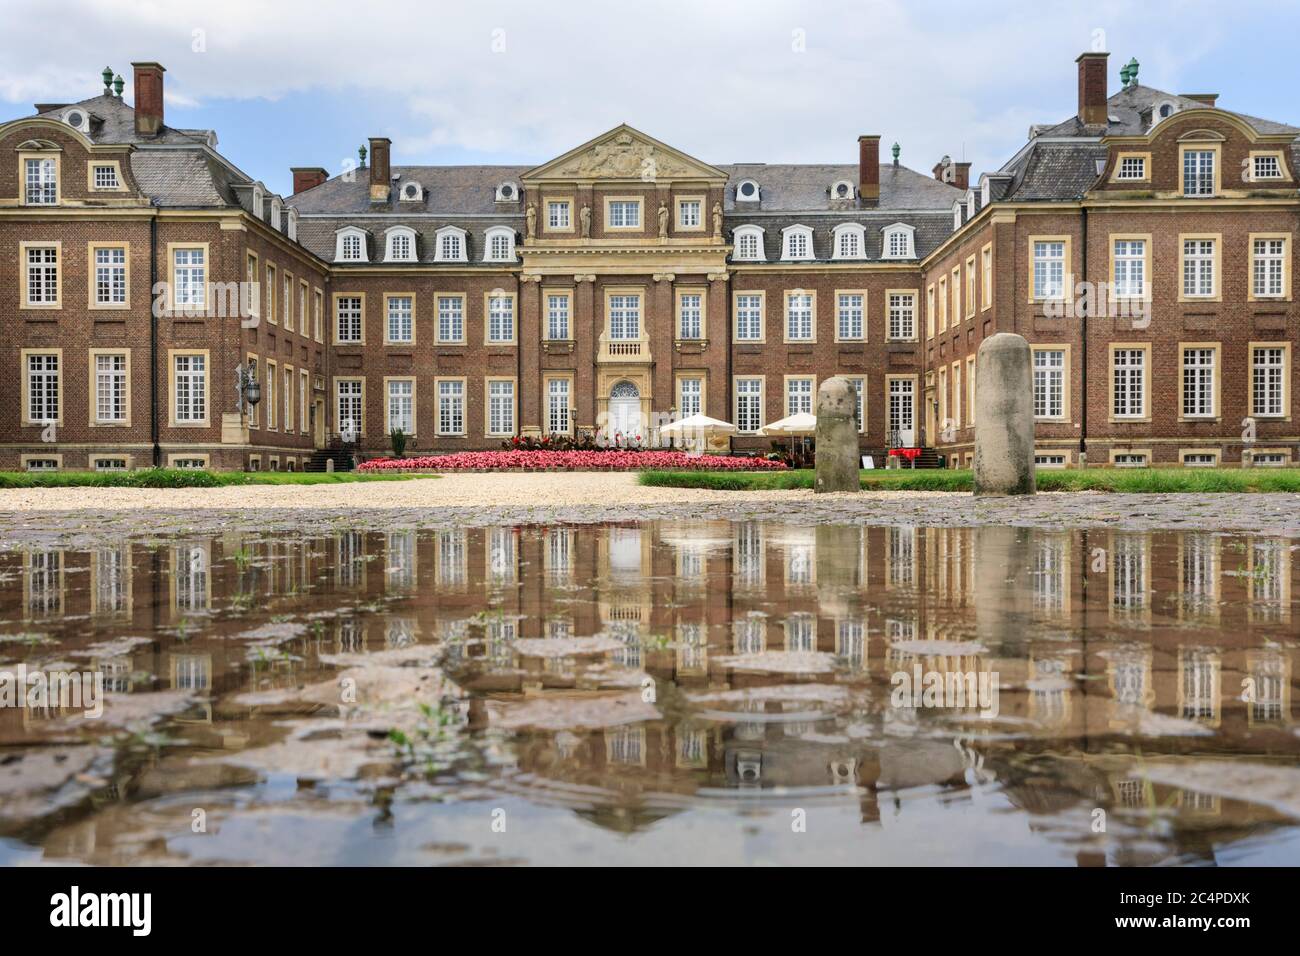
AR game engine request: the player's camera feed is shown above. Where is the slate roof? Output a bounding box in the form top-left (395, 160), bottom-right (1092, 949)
top-left (296, 216), bottom-right (522, 267)
top-left (35, 94), bottom-right (217, 147)
top-left (1033, 84), bottom-right (1300, 140)
top-left (290, 165), bottom-right (531, 215)
top-left (720, 162), bottom-right (964, 212)
top-left (1002, 142), bottom-right (1109, 201)
top-left (129, 149), bottom-right (238, 206)
top-left (728, 212), bottom-right (955, 263)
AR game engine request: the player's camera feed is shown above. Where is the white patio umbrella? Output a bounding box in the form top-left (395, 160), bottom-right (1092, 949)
top-left (658, 414), bottom-right (737, 453)
top-left (760, 412), bottom-right (817, 436)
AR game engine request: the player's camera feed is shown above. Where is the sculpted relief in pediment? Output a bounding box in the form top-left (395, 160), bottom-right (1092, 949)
top-left (556, 132), bottom-right (694, 180)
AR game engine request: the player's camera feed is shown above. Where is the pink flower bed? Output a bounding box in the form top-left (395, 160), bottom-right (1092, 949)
top-left (357, 450), bottom-right (786, 472)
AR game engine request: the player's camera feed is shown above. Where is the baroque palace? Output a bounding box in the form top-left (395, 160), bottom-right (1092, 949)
top-left (2, 52), bottom-right (1297, 471)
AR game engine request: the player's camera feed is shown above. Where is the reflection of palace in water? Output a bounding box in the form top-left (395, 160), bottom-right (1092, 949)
top-left (2, 522), bottom-right (1296, 850)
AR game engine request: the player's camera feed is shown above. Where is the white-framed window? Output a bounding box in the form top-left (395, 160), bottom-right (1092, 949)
top-left (1253, 238), bottom-right (1286, 298)
top-left (336, 228), bottom-right (367, 262)
top-left (92, 164), bottom-right (119, 189)
top-left (678, 293), bottom-right (702, 339)
top-left (173, 354), bottom-right (206, 423)
top-left (287, 207), bottom-right (298, 241)
top-left (547, 378), bottom-right (571, 434)
top-left (735, 179), bottom-right (760, 202)
top-left (1032, 240), bottom-right (1066, 299)
top-left (25, 157), bottom-right (57, 204)
top-left (26, 353), bottom-right (59, 422)
top-left (547, 201), bottom-right (570, 229)
top-left (173, 248), bottom-right (205, 309)
top-left (92, 457), bottom-right (128, 472)
top-left (546, 293), bottom-right (570, 340)
top-left (437, 380), bottom-right (464, 435)
top-left (679, 377), bottom-right (702, 417)
top-left (336, 296), bottom-right (363, 343)
top-left (24, 458), bottom-right (58, 473)
top-left (842, 376), bottom-right (865, 431)
top-left (678, 199), bottom-right (701, 228)
top-left (385, 228), bottom-right (416, 262)
top-left (608, 200), bottom-right (640, 228)
top-left (488, 379), bottom-right (515, 435)
top-left (1112, 349), bottom-right (1146, 419)
top-left (735, 378), bottom-right (763, 433)
top-left (1252, 452), bottom-right (1286, 467)
top-left (882, 225), bottom-right (915, 259)
top-left (1183, 453), bottom-right (1217, 467)
top-left (732, 225), bottom-right (765, 261)
top-left (1113, 239), bottom-right (1146, 298)
top-left (836, 293), bottom-right (864, 340)
top-left (387, 380), bottom-right (413, 433)
top-left (484, 226), bottom-right (515, 262)
top-left (735, 293), bottom-right (763, 341)
top-left (609, 294), bottom-right (641, 340)
top-left (1117, 156), bottom-right (1146, 180)
top-left (95, 353), bottom-right (127, 423)
top-left (437, 295), bottom-right (464, 342)
top-left (1183, 149), bottom-right (1215, 196)
top-left (786, 377), bottom-right (814, 416)
top-left (1114, 453), bottom-right (1148, 468)
top-left (887, 292), bottom-right (916, 341)
top-left (1251, 346), bottom-right (1286, 417)
top-left (386, 295), bottom-right (413, 344)
top-left (1183, 238), bottom-right (1216, 297)
top-left (487, 294), bottom-right (514, 343)
top-left (336, 379), bottom-right (362, 437)
top-left (25, 246), bottom-right (59, 305)
top-left (888, 378), bottom-right (915, 440)
top-left (435, 227), bottom-right (467, 262)
top-left (1033, 350), bottom-right (1065, 419)
top-left (1035, 454), bottom-right (1068, 469)
top-left (94, 246), bottom-right (127, 305)
top-left (782, 225), bottom-right (814, 261)
top-left (832, 224), bottom-right (865, 260)
top-left (1252, 154), bottom-right (1283, 180)
top-left (786, 292), bottom-right (813, 340)
top-left (1182, 347), bottom-right (1216, 418)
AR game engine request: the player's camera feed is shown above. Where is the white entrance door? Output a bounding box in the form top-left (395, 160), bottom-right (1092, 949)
top-left (607, 381), bottom-right (642, 440)
top-left (889, 378), bottom-right (916, 446)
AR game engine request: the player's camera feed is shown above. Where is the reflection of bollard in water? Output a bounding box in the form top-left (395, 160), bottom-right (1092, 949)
top-left (815, 377), bottom-right (860, 493)
top-left (973, 333), bottom-right (1036, 496)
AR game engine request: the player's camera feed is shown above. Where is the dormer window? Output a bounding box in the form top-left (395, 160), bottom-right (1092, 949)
top-left (952, 202), bottom-right (963, 231)
top-left (781, 224), bottom-right (814, 261)
top-left (251, 185), bottom-right (264, 220)
top-left (495, 182), bottom-right (519, 203)
top-left (435, 226), bottom-right (468, 263)
top-left (881, 224), bottom-right (915, 260)
top-left (981, 178), bottom-right (991, 206)
top-left (965, 190), bottom-right (976, 220)
top-left (732, 225), bottom-right (765, 262)
top-left (385, 226), bottom-right (417, 262)
top-left (735, 179), bottom-right (760, 202)
top-left (270, 197), bottom-right (282, 230)
top-left (1117, 155), bottom-right (1147, 180)
top-left (831, 180), bottom-right (855, 201)
top-left (335, 227), bottom-right (368, 262)
top-left (63, 108), bottom-right (89, 133)
top-left (831, 223), bottom-right (866, 260)
top-left (399, 181), bottom-right (423, 202)
top-left (287, 207), bottom-right (298, 242)
top-left (483, 226), bottom-right (516, 262)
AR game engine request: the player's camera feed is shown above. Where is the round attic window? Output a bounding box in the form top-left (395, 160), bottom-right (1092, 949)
top-left (401, 182), bottom-right (421, 201)
top-left (737, 180), bottom-right (758, 199)
top-left (500, 184), bottom-right (514, 198)
top-left (833, 181), bottom-right (854, 199)
top-left (64, 109), bottom-right (88, 132)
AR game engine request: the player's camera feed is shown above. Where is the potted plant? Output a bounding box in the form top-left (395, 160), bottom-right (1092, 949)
top-left (389, 427), bottom-right (408, 459)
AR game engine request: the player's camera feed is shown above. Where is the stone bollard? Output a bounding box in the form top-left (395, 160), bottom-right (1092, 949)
top-left (973, 332), bottom-right (1036, 496)
top-left (814, 377), bottom-right (860, 493)
top-left (325, 458), bottom-right (334, 473)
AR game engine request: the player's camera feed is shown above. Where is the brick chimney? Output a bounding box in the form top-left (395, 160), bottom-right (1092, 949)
top-left (933, 156), bottom-right (953, 183)
top-left (953, 162), bottom-right (971, 191)
top-left (132, 62), bottom-right (165, 136)
top-left (857, 135), bottom-right (880, 203)
top-left (291, 167), bottom-right (329, 194)
top-left (368, 137), bottom-right (391, 202)
top-left (1076, 52), bottom-right (1109, 127)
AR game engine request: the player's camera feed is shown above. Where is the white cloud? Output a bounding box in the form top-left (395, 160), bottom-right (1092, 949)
top-left (0, 0), bottom-right (1238, 177)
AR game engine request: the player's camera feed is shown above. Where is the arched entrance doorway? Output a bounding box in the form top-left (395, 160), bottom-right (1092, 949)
top-left (607, 380), bottom-right (642, 439)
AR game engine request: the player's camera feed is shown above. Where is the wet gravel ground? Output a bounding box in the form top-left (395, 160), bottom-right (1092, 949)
top-left (1, 474), bottom-right (1297, 548)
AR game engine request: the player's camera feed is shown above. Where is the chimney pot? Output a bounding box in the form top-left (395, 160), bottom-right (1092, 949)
top-left (368, 137), bottom-right (392, 202)
top-left (1076, 52), bottom-right (1109, 127)
top-left (953, 162), bottom-right (971, 191)
top-left (291, 166), bottom-right (330, 195)
top-left (857, 135), bottom-right (880, 203)
top-left (131, 62), bottom-right (165, 135)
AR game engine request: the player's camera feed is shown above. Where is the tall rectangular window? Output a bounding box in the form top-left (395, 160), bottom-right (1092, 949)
top-left (283, 276), bottom-right (293, 332)
top-left (786, 292), bottom-right (813, 340)
top-left (24, 157), bottom-right (56, 204)
top-left (981, 246), bottom-right (993, 307)
top-left (1112, 349), bottom-right (1146, 419)
top-left (94, 247), bottom-right (127, 305)
top-left (25, 246), bottom-right (58, 305)
top-left (337, 380), bottom-right (363, 437)
top-left (1182, 348), bottom-right (1216, 418)
top-left (26, 353), bottom-right (59, 422)
top-left (888, 378), bottom-right (915, 441)
top-left (678, 293), bottom-right (703, 339)
top-left (547, 378), bottom-right (571, 434)
top-left (786, 377), bottom-right (814, 416)
top-left (735, 294), bottom-right (762, 340)
top-left (1113, 239), bottom-right (1146, 298)
top-left (1252, 346), bottom-right (1286, 417)
top-left (437, 295), bottom-right (464, 342)
top-left (487, 379), bottom-right (515, 435)
top-left (1183, 149), bottom-right (1215, 196)
top-left (1033, 240), bottom-right (1066, 299)
top-left (487, 295), bottom-right (514, 343)
top-left (336, 295), bottom-right (362, 343)
top-left (609, 294), bottom-right (640, 339)
top-left (283, 366), bottom-right (293, 432)
top-left (1183, 239), bottom-right (1215, 297)
top-left (95, 353), bottom-right (127, 423)
top-left (736, 378), bottom-right (763, 433)
top-left (438, 380), bottom-right (465, 435)
top-left (173, 248), bottom-right (205, 309)
top-left (173, 354), bottom-right (206, 423)
top-left (546, 293), bottom-right (570, 340)
top-left (386, 295), bottom-right (413, 343)
top-left (679, 377), bottom-right (702, 417)
top-left (1253, 238), bottom-right (1286, 298)
top-left (1033, 350), bottom-right (1065, 419)
top-left (888, 292), bottom-right (915, 341)
top-left (387, 379), bottom-right (414, 433)
top-left (837, 293), bottom-right (864, 340)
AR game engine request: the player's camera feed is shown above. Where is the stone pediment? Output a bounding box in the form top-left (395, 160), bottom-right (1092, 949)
top-left (524, 124), bottom-right (727, 184)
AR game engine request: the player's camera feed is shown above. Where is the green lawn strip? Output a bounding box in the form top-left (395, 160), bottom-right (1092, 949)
top-left (638, 467), bottom-right (1300, 493)
top-left (0, 469), bottom-right (418, 489)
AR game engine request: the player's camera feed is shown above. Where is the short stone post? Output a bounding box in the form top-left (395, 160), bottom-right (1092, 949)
top-left (325, 458), bottom-right (334, 473)
top-left (814, 377), bottom-right (859, 493)
top-left (973, 333), bottom-right (1036, 496)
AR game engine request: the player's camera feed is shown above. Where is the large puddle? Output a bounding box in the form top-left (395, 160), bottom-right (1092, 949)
top-left (1, 519), bottom-right (1297, 865)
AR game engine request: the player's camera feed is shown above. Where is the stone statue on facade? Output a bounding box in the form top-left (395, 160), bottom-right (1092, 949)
top-left (658, 202), bottom-right (669, 240)
top-left (580, 204), bottom-right (591, 238)
top-left (525, 202), bottom-right (537, 239)
top-left (712, 202), bottom-right (723, 240)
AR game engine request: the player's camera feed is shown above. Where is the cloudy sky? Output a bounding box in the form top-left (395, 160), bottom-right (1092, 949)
top-left (1, 0), bottom-right (1294, 196)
